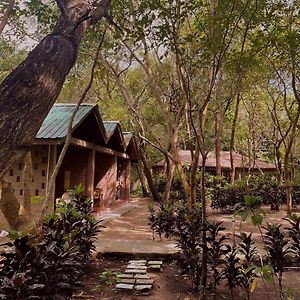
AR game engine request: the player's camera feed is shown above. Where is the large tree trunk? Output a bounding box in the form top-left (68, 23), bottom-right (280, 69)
top-left (0, 178), bottom-right (30, 229)
top-left (23, 152), bottom-right (33, 216)
top-left (0, 153), bottom-right (33, 229)
top-left (0, 0), bottom-right (112, 180)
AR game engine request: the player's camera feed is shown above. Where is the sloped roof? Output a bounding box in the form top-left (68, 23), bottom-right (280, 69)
top-left (36, 104), bottom-right (96, 139)
top-left (123, 132), bottom-right (133, 148)
top-left (103, 121), bottom-right (119, 139)
top-left (156, 150), bottom-right (276, 171)
top-left (34, 103), bottom-right (138, 161)
top-left (123, 132), bottom-right (139, 161)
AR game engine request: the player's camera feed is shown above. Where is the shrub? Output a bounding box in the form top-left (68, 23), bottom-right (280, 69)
top-left (0, 186), bottom-right (102, 299)
top-left (210, 175), bottom-right (300, 212)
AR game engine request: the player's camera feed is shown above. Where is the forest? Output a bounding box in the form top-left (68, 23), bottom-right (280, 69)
top-left (1, 0), bottom-right (300, 299)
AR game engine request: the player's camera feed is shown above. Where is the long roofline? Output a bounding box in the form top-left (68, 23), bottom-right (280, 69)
top-left (34, 103), bottom-right (137, 159)
top-left (155, 150), bottom-right (276, 170)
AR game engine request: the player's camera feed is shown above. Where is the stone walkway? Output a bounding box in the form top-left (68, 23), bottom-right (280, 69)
top-left (94, 198), bottom-right (178, 258)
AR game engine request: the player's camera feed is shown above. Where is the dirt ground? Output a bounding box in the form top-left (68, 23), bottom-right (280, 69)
top-left (99, 198), bottom-right (300, 245)
top-left (2, 198), bottom-right (300, 299)
top-left (77, 258), bottom-right (300, 300)
top-left (78, 199), bottom-right (300, 300)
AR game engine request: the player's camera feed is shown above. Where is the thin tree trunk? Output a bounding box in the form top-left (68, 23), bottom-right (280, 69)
top-left (0, 0), bottom-right (15, 34)
top-left (215, 111), bottom-right (222, 177)
top-left (163, 159), bottom-right (175, 204)
top-left (136, 160), bottom-right (149, 197)
top-left (139, 144), bottom-right (161, 202)
top-left (0, 0), bottom-right (112, 181)
top-left (230, 93), bottom-right (241, 184)
top-left (190, 145), bottom-right (200, 205)
top-left (200, 152), bottom-right (208, 292)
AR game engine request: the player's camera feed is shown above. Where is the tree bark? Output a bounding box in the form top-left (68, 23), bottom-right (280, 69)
top-left (230, 93), bottom-right (241, 184)
top-left (136, 160), bottom-right (149, 197)
top-left (163, 159), bottom-right (175, 204)
top-left (22, 152), bottom-right (33, 216)
top-left (215, 111), bottom-right (222, 177)
top-left (0, 0), bottom-right (15, 35)
top-left (139, 141), bottom-right (161, 202)
top-left (0, 178), bottom-right (31, 229)
top-left (0, 0), bottom-right (112, 180)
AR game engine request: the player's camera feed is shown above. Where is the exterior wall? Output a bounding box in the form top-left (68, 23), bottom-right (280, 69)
top-left (5, 143), bottom-right (132, 209)
top-left (117, 158), bottom-right (131, 202)
top-left (5, 145), bottom-right (49, 203)
top-left (55, 146), bottom-right (89, 198)
top-left (94, 153), bottom-right (117, 208)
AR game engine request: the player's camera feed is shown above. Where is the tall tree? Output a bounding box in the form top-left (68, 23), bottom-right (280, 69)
top-left (0, 0), bottom-right (112, 180)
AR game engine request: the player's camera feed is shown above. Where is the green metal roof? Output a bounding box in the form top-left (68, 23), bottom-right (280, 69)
top-left (36, 104), bottom-right (95, 139)
top-left (123, 132), bottom-right (133, 148)
top-left (103, 121), bottom-right (119, 138)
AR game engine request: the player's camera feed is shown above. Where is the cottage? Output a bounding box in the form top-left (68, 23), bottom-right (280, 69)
top-left (154, 150), bottom-right (277, 179)
top-left (6, 103), bottom-right (138, 209)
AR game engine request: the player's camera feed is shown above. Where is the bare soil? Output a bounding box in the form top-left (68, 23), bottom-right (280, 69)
top-left (76, 257), bottom-right (300, 300)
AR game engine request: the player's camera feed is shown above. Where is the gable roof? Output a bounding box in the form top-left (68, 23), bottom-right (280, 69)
top-left (123, 132), bottom-right (139, 161)
top-left (103, 121), bottom-right (119, 139)
top-left (34, 103), bottom-right (138, 161)
top-left (36, 104), bottom-right (105, 139)
top-left (156, 150), bottom-right (276, 171)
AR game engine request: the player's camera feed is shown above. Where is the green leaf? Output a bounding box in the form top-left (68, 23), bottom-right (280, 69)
top-left (251, 213), bottom-right (263, 226)
top-left (244, 195), bottom-right (257, 207)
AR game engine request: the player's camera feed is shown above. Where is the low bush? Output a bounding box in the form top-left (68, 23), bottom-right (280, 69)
top-left (0, 185), bottom-right (102, 300)
top-left (211, 175), bottom-right (300, 212)
top-left (149, 201), bottom-right (300, 298)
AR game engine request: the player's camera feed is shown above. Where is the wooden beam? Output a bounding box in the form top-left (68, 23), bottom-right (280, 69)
top-left (70, 137), bottom-right (129, 159)
top-left (86, 149), bottom-right (95, 203)
top-left (34, 138), bottom-right (63, 145)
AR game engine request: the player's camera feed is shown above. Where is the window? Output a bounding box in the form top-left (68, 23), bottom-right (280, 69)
top-left (42, 170), bottom-right (46, 176)
top-left (16, 176), bottom-right (20, 182)
top-left (18, 163), bottom-right (22, 170)
top-left (20, 189), bottom-right (23, 196)
top-left (9, 169), bottom-right (13, 176)
top-left (42, 156), bottom-right (46, 164)
top-left (32, 176), bottom-right (34, 182)
top-left (35, 190), bottom-right (39, 196)
top-left (35, 150), bottom-right (39, 157)
top-left (41, 183), bottom-right (45, 189)
top-left (34, 163), bottom-right (38, 170)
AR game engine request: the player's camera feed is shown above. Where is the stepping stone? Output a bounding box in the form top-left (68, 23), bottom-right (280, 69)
top-left (129, 260), bottom-right (147, 264)
top-left (148, 265), bottom-right (162, 271)
top-left (135, 284), bottom-right (152, 292)
top-left (127, 265), bottom-right (147, 270)
top-left (136, 279), bottom-right (154, 285)
top-left (134, 274), bottom-right (151, 279)
top-left (148, 260), bottom-right (163, 265)
top-left (118, 274), bottom-right (134, 279)
top-left (116, 283), bottom-right (134, 291)
top-left (117, 278), bottom-right (136, 284)
top-left (125, 269), bottom-right (147, 274)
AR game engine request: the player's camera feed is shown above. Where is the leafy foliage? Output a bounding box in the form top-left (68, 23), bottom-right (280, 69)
top-left (211, 175), bottom-right (300, 212)
top-left (0, 186), bottom-right (102, 299)
top-left (284, 214), bottom-right (300, 265)
top-left (207, 222), bottom-right (229, 293)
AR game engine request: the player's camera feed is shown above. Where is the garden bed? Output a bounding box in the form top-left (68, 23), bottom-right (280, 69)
top-left (77, 257), bottom-right (300, 299)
